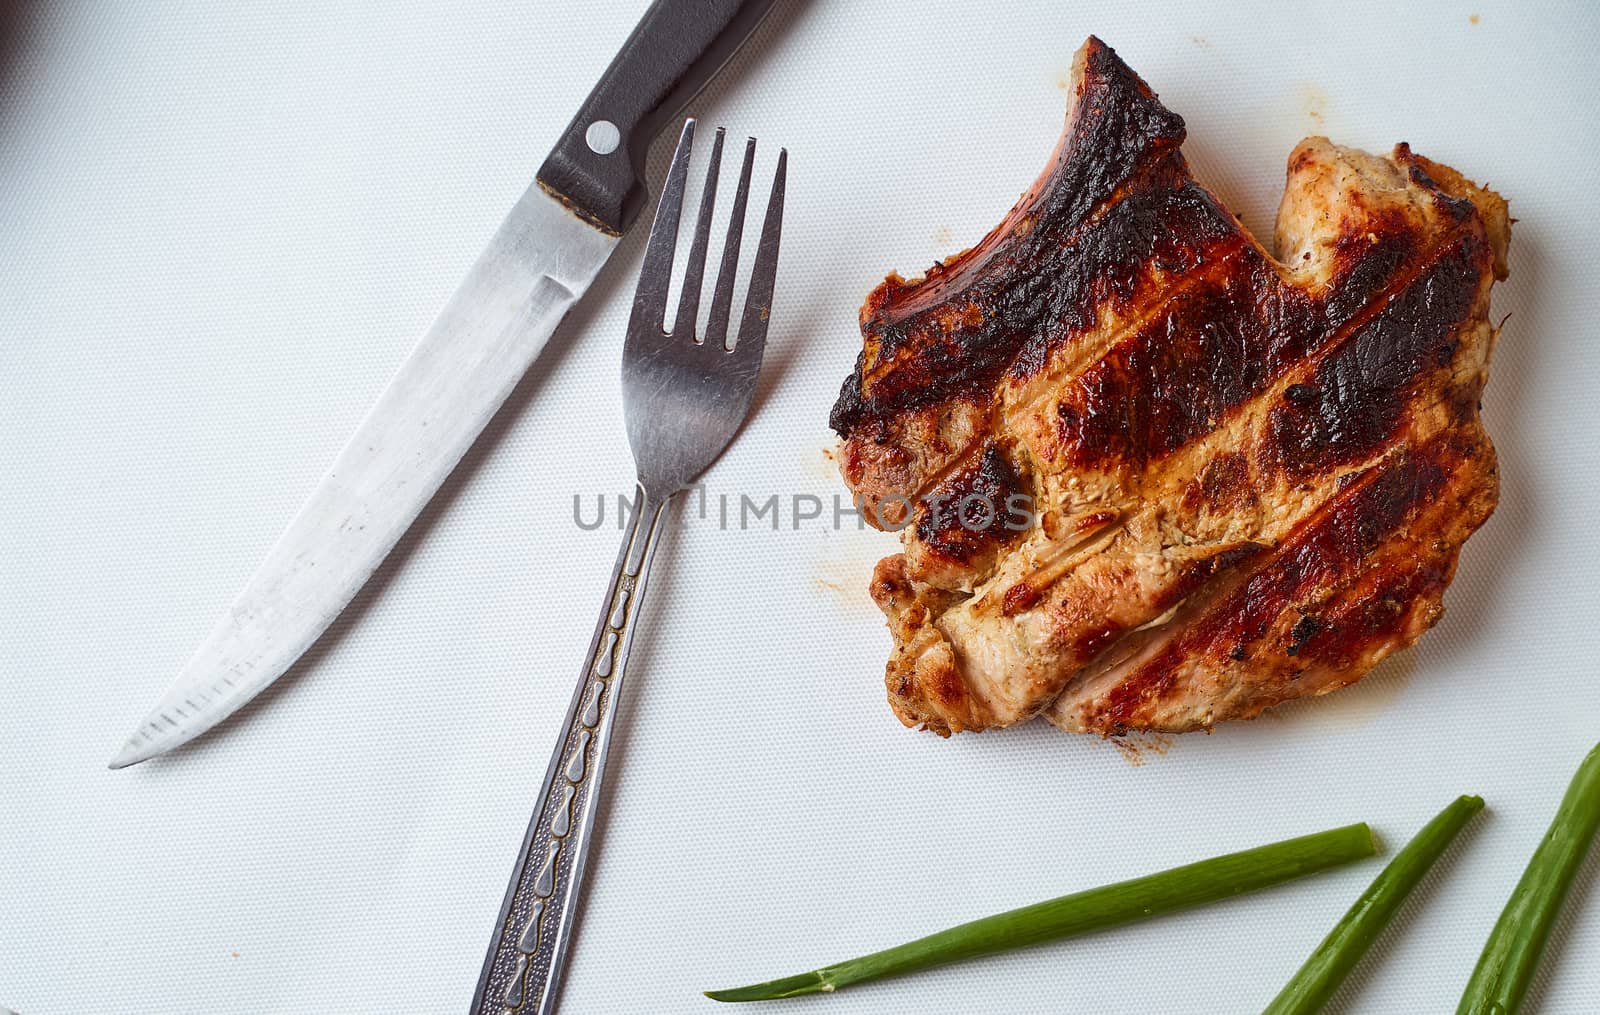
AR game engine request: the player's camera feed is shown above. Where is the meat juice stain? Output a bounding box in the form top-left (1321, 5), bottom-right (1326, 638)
top-left (808, 444), bottom-right (884, 615)
top-left (802, 444), bottom-right (839, 483)
top-left (1297, 82), bottom-right (1328, 127)
top-left (1111, 732), bottom-right (1174, 767)
top-left (812, 559), bottom-right (877, 615)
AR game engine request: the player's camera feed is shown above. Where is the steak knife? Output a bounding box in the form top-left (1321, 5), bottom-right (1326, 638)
top-left (109, 0), bottom-right (782, 769)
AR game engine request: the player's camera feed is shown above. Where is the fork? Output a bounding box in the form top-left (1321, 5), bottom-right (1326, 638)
top-left (469, 119), bottom-right (786, 1015)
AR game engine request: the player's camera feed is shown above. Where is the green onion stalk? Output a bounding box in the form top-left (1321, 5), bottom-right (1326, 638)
top-left (707, 821), bottom-right (1378, 1002)
top-left (1263, 795), bottom-right (1484, 1015)
top-left (1458, 742), bottom-right (1600, 1015)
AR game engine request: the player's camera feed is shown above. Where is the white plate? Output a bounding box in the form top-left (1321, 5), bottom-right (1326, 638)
top-left (3, 2), bottom-right (1597, 1012)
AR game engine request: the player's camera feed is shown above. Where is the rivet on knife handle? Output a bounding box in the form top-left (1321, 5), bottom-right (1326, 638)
top-left (536, 0), bottom-right (782, 234)
top-left (470, 489), bottom-right (668, 1015)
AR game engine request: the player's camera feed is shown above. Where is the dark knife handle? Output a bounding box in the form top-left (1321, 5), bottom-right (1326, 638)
top-left (536, 0), bottom-right (781, 235)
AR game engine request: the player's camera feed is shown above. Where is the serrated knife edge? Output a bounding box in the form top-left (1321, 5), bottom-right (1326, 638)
top-left (109, 186), bottom-right (616, 768)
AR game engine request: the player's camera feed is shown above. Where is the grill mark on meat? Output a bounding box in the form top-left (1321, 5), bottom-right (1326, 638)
top-left (837, 138), bottom-right (1480, 501)
top-left (1094, 440), bottom-right (1455, 728)
top-left (1038, 219), bottom-right (1480, 475)
top-left (831, 126), bottom-right (1471, 452)
top-left (1000, 244), bottom-right (1229, 431)
top-left (1182, 452), bottom-right (1258, 515)
top-left (1047, 251), bottom-right (1308, 469)
top-left (914, 443), bottom-right (1030, 567)
top-left (1259, 236), bottom-right (1486, 480)
top-left (1288, 560), bottom-right (1448, 667)
top-left (1001, 179), bottom-right (1241, 381)
top-left (834, 170), bottom-right (1200, 434)
top-left (1053, 540), bottom-right (1267, 668)
top-left (829, 43), bottom-right (1187, 434)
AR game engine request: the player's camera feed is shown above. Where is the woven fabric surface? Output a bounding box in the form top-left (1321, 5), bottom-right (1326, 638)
top-left (2, 2), bottom-right (1598, 1012)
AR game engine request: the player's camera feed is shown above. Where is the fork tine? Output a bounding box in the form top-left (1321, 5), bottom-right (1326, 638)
top-left (629, 119), bottom-right (695, 336)
top-left (672, 127), bottom-right (725, 340)
top-left (702, 137), bottom-right (757, 352)
top-left (620, 127), bottom-right (786, 499)
top-left (731, 149), bottom-right (786, 367)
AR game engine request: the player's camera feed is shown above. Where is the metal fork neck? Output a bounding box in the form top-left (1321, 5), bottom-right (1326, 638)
top-left (632, 479), bottom-right (681, 516)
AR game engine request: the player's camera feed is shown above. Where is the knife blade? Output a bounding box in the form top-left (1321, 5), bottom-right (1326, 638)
top-left (109, 0), bottom-right (782, 769)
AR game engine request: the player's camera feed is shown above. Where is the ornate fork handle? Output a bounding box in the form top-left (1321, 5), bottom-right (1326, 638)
top-left (470, 485), bottom-right (669, 1015)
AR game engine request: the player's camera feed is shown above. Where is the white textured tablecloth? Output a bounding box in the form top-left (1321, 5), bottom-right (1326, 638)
top-left (4, 2), bottom-right (1599, 1012)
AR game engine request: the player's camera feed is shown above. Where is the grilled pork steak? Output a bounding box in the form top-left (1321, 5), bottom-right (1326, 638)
top-left (830, 37), bottom-right (1510, 736)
